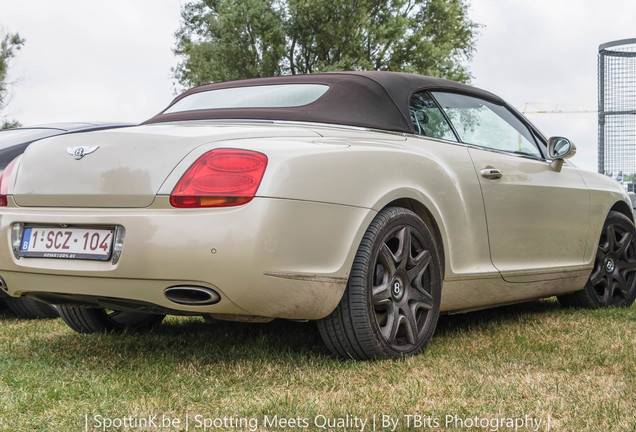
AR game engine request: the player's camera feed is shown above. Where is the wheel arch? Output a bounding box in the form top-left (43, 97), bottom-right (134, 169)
top-left (609, 200), bottom-right (634, 222)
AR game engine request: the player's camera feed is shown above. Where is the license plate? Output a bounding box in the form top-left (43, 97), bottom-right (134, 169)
top-left (19, 227), bottom-right (114, 260)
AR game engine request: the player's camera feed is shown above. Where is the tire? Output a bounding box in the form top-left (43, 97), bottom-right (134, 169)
top-left (58, 306), bottom-right (165, 333)
top-left (4, 296), bottom-right (59, 319)
top-left (559, 210), bottom-right (636, 308)
top-left (317, 207), bottom-right (442, 360)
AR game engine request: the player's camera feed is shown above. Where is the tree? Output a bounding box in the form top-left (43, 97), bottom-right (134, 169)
top-left (174, 0), bottom-right (478, 88)
top-left (0, 31), bottom-right (25, 129)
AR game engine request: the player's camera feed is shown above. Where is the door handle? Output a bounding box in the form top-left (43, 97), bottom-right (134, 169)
top-left (480, 168), bottom-right (503, 179)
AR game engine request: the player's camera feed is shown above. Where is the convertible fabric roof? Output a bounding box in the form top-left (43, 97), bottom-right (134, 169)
top-left (143, 71), bottom-right (504, 133)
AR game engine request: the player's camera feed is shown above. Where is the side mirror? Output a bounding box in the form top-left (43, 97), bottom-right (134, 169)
top-left (548, 137), bottom-right (576, 159)
top-left (548, 137), bottom-right (576, 171)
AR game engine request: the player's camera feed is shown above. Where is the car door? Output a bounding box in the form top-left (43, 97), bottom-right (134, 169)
top-left (431, 91), bottom-right (590, 282)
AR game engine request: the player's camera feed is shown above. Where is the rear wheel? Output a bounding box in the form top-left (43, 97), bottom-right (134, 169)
top-left (559, 211), bottom-right (636, 308)
top-left (4, 297), bottom-right (59, 319)
top-left (318, 207), bottom-right (442, 360)
top-left (58, 306), bottom-right (164, 333)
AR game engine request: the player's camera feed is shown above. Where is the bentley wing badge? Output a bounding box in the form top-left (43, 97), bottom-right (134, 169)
top-left (67, 146), bottom-right (99, 160)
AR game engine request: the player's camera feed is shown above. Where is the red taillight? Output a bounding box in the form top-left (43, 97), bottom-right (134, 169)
top-left (0, 156), bottom-right (20, 207)
top-left (170, 149), bottom-right (268, 208)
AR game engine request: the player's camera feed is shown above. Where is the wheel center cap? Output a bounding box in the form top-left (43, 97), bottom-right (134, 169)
top-left (392, 279), bottom-right (404, 301)
top-left (605, 259), bottom-right (615, 273)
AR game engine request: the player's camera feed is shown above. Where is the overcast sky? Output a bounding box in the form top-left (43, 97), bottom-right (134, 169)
top-left (1, 0), bottom-right (635, 172)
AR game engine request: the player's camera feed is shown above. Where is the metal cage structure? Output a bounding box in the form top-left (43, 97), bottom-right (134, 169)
top-left (598, 38), bottom-right (636, 181)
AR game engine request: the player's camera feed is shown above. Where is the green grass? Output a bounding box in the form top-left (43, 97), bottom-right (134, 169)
top-left (0, 298), bottom-right (634, 431)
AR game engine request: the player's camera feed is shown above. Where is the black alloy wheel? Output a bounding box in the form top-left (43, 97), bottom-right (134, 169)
top-left (559, 210), bottom-right (636, 308)
top-left (372, 225), bottom-right (435, 349)
top-left (318, 207), bottom-right (442, 360)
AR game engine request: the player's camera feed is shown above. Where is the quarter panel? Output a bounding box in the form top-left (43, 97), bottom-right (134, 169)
top-left (153, 130), bottom-right (496, 281)
top-left (248, 134), bottom-right (497, 281)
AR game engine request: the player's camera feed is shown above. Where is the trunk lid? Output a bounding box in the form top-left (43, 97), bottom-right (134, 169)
top-left (12, 123), bottom-right (320, 208)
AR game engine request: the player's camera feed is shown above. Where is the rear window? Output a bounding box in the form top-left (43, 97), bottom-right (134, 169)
top-left (164, 84), bottom-right (330, 113)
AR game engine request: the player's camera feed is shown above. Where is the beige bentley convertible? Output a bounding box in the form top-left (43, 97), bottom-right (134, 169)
top-left (0, 72), bottom-right (634, 359)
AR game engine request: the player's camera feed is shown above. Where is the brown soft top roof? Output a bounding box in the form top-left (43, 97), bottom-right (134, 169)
top-left (143, 71), bottom-right (504, 133)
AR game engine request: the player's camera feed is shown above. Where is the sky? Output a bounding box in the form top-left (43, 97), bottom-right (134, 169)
top-left (1, 0), bottom-right (636, 172)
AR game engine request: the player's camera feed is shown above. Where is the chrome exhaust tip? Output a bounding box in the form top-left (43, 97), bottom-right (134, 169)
top-left (164, 286), bottom-right (220, 306)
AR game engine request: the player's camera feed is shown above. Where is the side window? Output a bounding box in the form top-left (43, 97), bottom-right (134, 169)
top-left (409, 91), bottom-right (457, 141)
top-left (431, 92), bottom-right (542, 158)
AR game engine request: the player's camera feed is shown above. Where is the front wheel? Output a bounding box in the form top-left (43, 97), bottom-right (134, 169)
top-left (318, 207), bottom-right (442, 360)
top-left (58, 306), bottom-right (165, 333)
top-left (559, 210), bottom-right (636, 308)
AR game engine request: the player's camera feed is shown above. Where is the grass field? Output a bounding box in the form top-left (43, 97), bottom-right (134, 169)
top-left (0, 298), bottom-right (634, 432)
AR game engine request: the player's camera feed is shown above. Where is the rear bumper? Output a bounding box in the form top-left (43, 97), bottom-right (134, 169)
top-left (0, 197), bottom-right (374, 319)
